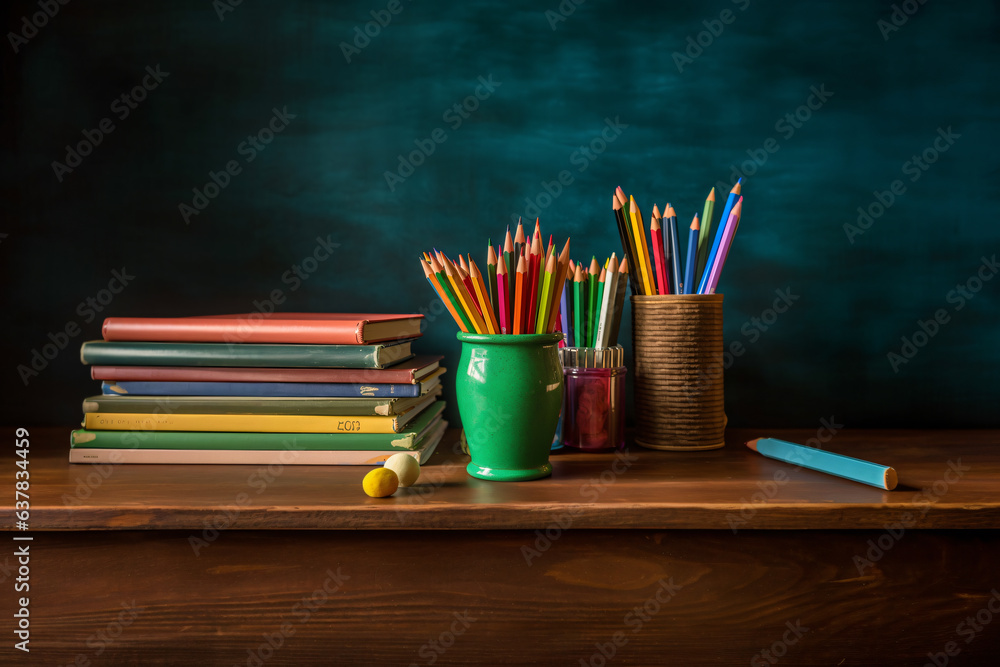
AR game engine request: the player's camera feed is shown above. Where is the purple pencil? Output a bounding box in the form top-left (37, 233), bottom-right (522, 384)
top-left (703, 197), bottom-right (743, 294)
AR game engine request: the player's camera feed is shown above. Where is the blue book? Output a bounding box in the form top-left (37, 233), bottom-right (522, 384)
top-left (102, 375), bottom-right (439, 398)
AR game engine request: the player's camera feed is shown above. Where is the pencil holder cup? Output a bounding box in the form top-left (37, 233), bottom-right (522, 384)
top-left (631, 294), bottom-right (726, 450)
top-left (455, 332), bottom-right (563, 481)
top-left (559, 346), bottom-right (627, 451)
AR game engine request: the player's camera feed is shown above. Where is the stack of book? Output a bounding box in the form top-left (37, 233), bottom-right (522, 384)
top-left (69, 313), bottom-right (447, 465)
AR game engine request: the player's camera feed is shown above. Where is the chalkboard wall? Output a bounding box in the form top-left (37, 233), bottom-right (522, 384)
top-left (3, 0), bottom-right (998, 428)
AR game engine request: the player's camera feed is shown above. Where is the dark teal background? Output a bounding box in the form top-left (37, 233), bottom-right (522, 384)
top-left (2, 0), bottom-right (998, 428)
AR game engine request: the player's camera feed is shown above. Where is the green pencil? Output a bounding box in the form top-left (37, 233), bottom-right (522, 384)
top-left (587, 257), bottom-right (599, 347)
top-left (695, 187), bottom-right (716, 284)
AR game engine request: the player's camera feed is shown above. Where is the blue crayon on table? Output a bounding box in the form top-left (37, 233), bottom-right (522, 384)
top-left (697, 179), bottom-right (741, 294)
top-left (746, 437), bottom-right (898, 490)
top-left (683, 214), bottom-right (699, 294)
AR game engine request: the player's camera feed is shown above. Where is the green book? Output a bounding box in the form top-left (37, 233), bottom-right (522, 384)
top-left (81, 386), bottom-right (442, 417)
top-left (71, 402), bottom-right (446, 451)
top-left (79, 339), bottom-right (415, 369)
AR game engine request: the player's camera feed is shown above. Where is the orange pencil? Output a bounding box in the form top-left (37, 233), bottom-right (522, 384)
top-left (420, 258), bottom-right (468, 333)
top-left (513, 254), bottom-right (527, 335)
top-left (444, 258), bottom-right (486, 334)
top-left (545, 238), bottom-right (571, 333)
top-left (458, 254), bottom-right (469, 274)
top-left (650, 205), bottom-right (669, 295)
top-left (469, 258), bottom-right (498, 334)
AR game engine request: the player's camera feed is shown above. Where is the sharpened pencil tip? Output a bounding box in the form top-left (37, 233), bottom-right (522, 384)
top-left (745, 438), bottom-right (759, 451)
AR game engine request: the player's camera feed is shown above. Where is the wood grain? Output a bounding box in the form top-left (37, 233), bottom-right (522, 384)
top-left (2, 529), bottom-right (998, 665)
top-left (4, 427), bottom-right (1000, 530)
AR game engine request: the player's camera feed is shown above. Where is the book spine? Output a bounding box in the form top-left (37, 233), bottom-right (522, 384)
top-left (83, 412), bottom-right (402, 434)
top-left (81, 341), bottom-right (395, 369)
top-left (81, 396), bottom-right (401, 416)
top-left (102, 381), bottom-right (422, 398)
top-left (70, 428), bottom-right (417, 451)
top-left (90, 365), bottom-right (418, 383)
top-left (69, 447), bottom-right (419, 465)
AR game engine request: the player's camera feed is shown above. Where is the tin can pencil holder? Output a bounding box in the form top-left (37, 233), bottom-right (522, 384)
top-left (559, 346), bottom-right (626, 451)
top-left (630, 294), bottom-right (726, 451)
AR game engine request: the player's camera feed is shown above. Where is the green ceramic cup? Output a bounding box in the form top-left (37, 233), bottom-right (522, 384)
top-left (455, 332), bottom-right (564, 481)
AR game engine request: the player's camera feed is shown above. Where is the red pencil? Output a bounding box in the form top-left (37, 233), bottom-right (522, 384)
top-left (496, 255), bottom-right (509, 334)
top-left (526, 234), bottom-right (542, 332)
top-left (650, 204), bottom-right (669, 295)
top-left (513, 254), bottom-right (527, 335)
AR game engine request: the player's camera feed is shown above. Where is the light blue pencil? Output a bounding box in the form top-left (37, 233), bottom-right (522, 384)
top-left (697, 179), bottom-right (741, 294)
top-left (746, 437), bottom-right (898, 490)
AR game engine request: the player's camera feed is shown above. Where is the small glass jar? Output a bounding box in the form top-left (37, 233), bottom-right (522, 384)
top-left (559, 346), bottom-right (626, 451)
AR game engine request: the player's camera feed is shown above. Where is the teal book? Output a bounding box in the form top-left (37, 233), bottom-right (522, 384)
top-left (70, 402), bottom-right (446, 451)
top-left (79, 339), bottom-right (414, 369)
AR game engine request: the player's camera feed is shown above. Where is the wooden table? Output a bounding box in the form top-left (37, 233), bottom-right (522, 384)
top-left (2, 427), bottom-right (999, 665)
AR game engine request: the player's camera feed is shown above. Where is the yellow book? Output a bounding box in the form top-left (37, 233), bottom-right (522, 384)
top-left (83, 393), bottom-right (437, 434)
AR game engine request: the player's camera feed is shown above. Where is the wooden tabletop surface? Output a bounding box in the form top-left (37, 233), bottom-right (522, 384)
top-left (4, 427), bottom-right (999, 531)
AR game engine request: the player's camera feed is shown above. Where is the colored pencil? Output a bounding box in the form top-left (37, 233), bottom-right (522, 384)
top-left (695, 187), bottom-right (716, 284)
top-left (430, 255), bottom-right (475, 333)
top-left (487, 242), bottom-right (500, 329)
top-left (629, 196), bottom-right (655, 295)
top-left (573, 265), bottom-right (584, 348)
top-left (496, 257), bottom-right (510, 334)
top-left (683, 214), bottom-right (700, 295)
top-left (513, 220), bottom-right (526, 278)
top-left (420, 258), bottom-right (468, 333)
top-left (592, 267), bottom-right (606, 346)
top-left (698, 180), bottom-right (741, 294)
top-left (444, 258), bottom-right (486, 334)
top-left (746, 437), bottom-right (898, 490)
top-left (542, 239), bottom-right (570, 334)
top-left (650, 205), bottom-right (669, 295)
top-left (559, 275), bottom-right (571, 346)
top-left (595, 254), bottom-right (619, 347)
top-left (526, 234), bottom-right (542, 333)
top-left (586, 257), bottom-right (600, 345)
top-left (469, 258), bottom-right (498, 334)
top-left (536, 252), bottom-right (556, 334)
top-left (456, 264), bottom-right (482, 317)
top-left (503, 228), bottom-right (515, 325)
top-left (703, 198), bottom-right (743, 294)
top-left (666, 204), bottom-right (682, 295)
top-left (513, 254), bottom-right (527, 335)
top-left (613, 194), bottom-right (641, 292)
top-left (607, 257), bottom-right (629, 344)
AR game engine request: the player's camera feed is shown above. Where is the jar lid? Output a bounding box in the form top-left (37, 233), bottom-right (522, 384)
top-left (559, 345), bottom-right (624, 369)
